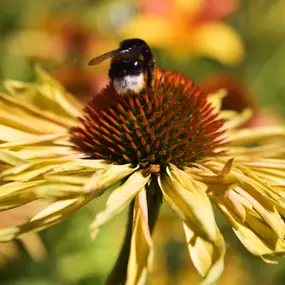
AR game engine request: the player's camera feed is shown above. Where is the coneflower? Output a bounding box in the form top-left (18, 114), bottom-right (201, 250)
top-left (71, 69), bottom-right (226, 172)
top-left (1, 65), bottom-right (285, 285)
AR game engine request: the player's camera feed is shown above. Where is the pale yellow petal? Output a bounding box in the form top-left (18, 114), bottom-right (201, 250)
top-left (158, 165), bottom-right (218, 243)
top-left (30, 198), bottom-right (80, 221)
top-left (0, 93), bottom-right (68, 133)
top-left (0, 180), bottom-right (44, 210)
top-left (184, 223), bottom-right (226, 285)
top-left (89, 170), bottom-right (150, 239)
top-left (126, 189), bottom-right (153, 285)
top-left (32, 183), bottom-right (83, 199)
top-left (2, 163), bottom-right (78, 182)
top-left (84, 164), bottom-right (138, 194)
top-left (44, 174), bottom-right (91, 185)
top-left (234, 219), bottom-right (285, 258)
top-left (1, 160), bottom-right (63, 179)
top-left (214, 196), bottom-right (285, 260)
top-left (206, 89), bottom-right (227, 113)
top-left (0, 125), bottom-right (34, 142)
top-left (199, 160), bottom-right (285, 239)
top-left (230, 126), bottom-right (285, 145)
top-left (0, 133), bottom-right (66, 149)
top-left (4, 66), bottom-right (81, 127)
top-left (225, 190), bottom-right (247, 222)
top-left (14, 146), bottom-right (78, 160)
top-left (240, 158), bottom-right (285, 170)
top-left (0, 227), bottom-right (20, 242)
top-left (1, 156), bottom-right (91, 181)
top-left (20, 233), bottom-right (47, 262)
top-left (223, 108), bottom-right (253, 130)
top-left (35, 65), bottom-right (83, 119)
top-left (235, 186), bottom-right (285, 239)
top-left (72, 159), bottom-right (110, 169)
top-left (9, 196), bottom-right (93, 239)
top-left (0, 150), bottom-right (26, 166)
top-left (4, 79), bottom-right (33, 98)
top-left (4, 84), bottom-right (78, 127)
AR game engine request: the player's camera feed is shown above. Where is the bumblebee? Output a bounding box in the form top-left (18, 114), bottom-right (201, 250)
top-left (88, 38), bottom-right (155, 95)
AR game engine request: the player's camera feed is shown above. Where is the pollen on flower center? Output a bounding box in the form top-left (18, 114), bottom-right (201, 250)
top-left (71, 69), bottom-right (227, 171)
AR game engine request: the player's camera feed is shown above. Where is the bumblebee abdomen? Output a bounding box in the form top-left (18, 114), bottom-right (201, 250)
top-left (112, 74), bottom-right (145, 95)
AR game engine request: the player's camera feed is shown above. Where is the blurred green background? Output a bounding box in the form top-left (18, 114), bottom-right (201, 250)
top-left (1, 0), bottom-right (285, 284)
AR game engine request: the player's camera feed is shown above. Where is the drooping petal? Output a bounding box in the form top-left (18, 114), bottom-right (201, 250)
top-left (158, 164), bottom-right (219, 243)
top-left (184, 223), bottom-right (226, 285)
top-left (215, 197), bottom-right (285, 261)
top-left (19, 233), bottom-right (47, 262)
top-left (89, 170), bottom-right (150, 239)
top-left (126, 188), bottom-right (153, 285)
top-left (0, 196), bottom-right (93, 241)
top-left (233, 224), bottom-right (285, 264)
top-left (191, 158), bottom-right (285, 260)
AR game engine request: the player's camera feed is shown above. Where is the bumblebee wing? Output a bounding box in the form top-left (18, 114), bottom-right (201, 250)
top-left (88, 49), bottom-right (121, 66)
top-left (88, 45), bottom-right (141, 66)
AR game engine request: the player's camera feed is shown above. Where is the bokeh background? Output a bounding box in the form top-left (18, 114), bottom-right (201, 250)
top-left (1, 0), bottom-right (285, 284)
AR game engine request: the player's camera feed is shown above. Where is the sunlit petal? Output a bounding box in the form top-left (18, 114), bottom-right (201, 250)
top-left (89, 171), bottom-right (150, 239)
top-left (184, 223), bottom-right (226, 285)
top-left (158, 165), bottom-right (218, 243)
top-left (126, 188), bottom-right (153, 285)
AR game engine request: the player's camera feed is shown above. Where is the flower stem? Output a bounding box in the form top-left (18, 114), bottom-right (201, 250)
top-left (105, 199), bottom-right (134, 285)
top-left (105, 180), bottom-right (162, 285)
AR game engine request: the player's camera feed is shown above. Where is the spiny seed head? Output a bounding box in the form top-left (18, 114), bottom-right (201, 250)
top-left (71, 69), bottom-right (227, 171)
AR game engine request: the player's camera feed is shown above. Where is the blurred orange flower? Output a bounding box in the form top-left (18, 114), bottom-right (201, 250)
top-left (201, 73), bottom-right (281, 127)
top-left (120, 0), bottom-right (244, 64)
top-left (7, 14), bottom-right (112, 99)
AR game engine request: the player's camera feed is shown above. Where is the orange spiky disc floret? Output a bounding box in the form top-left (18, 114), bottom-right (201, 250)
top-left (71, 69), bottom-right (227, 171)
